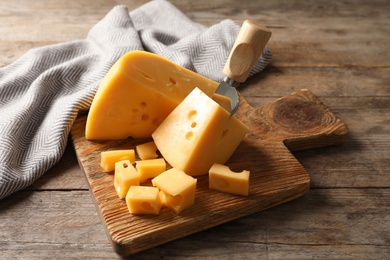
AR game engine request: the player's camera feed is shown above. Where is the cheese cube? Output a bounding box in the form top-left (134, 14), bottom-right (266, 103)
top-left (126, 186), bottom-right (162, 215)
top-left (152, 168), bottom-right (197, 214)
top-left (100, 150), bottom-right (135, 172)
top-left (136, 141), bottom-right (158, 160)
top-left (135, 158), bottom-right (166, 183)
top-left (152, 87), bottom-right (249, 176)
top-left (209, 163), bottom-right (250, 196)
top-left (85, 51), bottom-right (219, 140)
top-left (114, 160), bottom-right (139, 199)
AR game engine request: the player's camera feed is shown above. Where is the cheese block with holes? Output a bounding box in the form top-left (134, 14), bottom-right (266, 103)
top-left (152, 87), bottom-right (249, 176)
top-left (126, 186), bottom-right (163, 215)
top-left (209, 163), bottom-right (250, 196)
top-left (85, 50), bottom-right (219, 140)
top-left (114, 160), bottom-right (139, 199)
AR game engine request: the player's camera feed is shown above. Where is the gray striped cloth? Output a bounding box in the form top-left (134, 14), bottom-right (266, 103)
top-left (0, 0), bottom-right (271, 199)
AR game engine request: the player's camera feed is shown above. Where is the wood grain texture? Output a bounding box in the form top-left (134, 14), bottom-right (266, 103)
top-left (70, 90), bottom-right (347, 255)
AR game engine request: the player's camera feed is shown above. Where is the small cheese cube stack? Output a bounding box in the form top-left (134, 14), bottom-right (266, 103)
top-left (103, 143), bottom-right (250, 216)
top-left (152, 168), bottom-right (197, 214)
top-left (209, 163), bottom-right (250, 196)
top-left (106, 142), bottom-right (196, 215)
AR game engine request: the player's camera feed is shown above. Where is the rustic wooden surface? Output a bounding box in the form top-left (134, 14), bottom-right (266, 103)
top-left (0, 0), bottom-right (389, 259)
top-left (70, 89), bottom-right (347, 256)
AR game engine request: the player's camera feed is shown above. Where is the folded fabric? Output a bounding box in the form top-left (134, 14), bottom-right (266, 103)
top-left (0, 0), bottom-right (272, 200)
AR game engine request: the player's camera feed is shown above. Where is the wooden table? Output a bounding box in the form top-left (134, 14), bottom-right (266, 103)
top-left (1, 0), bottom-right (389, 258)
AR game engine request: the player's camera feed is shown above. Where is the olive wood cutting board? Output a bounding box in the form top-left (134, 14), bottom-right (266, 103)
top-left (70, 89), bottom-right (348, 256)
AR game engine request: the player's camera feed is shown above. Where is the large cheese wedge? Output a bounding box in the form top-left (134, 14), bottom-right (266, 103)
top-left (85, 50), bottom-right (219, 140)
top-left (152, 87), bottom-right (249, 176)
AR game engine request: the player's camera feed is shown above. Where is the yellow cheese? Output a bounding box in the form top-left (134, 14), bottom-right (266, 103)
top-left (85, 50), bottom-right (219, 140)
top-left (114, 160), bottom-right (139, 199)
top-left (135, 158), bottom-right (166, 183)
top-left (212, 93), bottom-right (231, 112)
top-left (152, 87), bottom-right (249, 176)
top-left (151, 168), bottom-right (197, 214)
top-left (208, 163), bottom-right (250, 196)
top-left (125, 186), bottom-right (162, 215)
top-left (100, 150), bottom-right (135, 172)
top-left (136, 141), bottom-right (158, 160)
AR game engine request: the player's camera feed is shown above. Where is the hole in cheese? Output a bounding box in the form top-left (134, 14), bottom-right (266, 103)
top-left (208, 163), bottom-right (250, 196)
top-left (221, 129), bottom-right (229, 138)
top-left (140, 102), bottom-right (147, 107)
top-left (185, 131), bottom-right (193, 139)
top-left (191, 122), bottom-right (197, 128)
top-left (152, 117), bottom-right (163, 126)
top-left (141, 114), bottom-right (149, 121)
top-left (122, 162), bottom-right (128, 168)
top-left (187, 110), bottom-right (197, 120)
top-left (137, 69), bottom-right (155, 81)
top-left (169, 77), bottom-right (177, 85)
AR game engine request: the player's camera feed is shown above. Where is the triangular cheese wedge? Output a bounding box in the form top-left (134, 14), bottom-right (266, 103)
top-left (152, 87), bottom-right (249, 176)
top-left (85, 51), bottom-right (218, 140)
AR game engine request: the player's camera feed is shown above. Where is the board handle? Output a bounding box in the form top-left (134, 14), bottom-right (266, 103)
top-left (238, 89), bottom-right (349, 152)
top-left (223, 20), bottom-right (272, 83)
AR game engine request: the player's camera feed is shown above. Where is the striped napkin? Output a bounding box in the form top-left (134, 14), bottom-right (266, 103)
top-left (0, 0), bottom-right (271, 199)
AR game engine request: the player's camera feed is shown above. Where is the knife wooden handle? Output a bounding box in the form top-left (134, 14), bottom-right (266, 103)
top-left (223, 20), bottom-right (272, 83)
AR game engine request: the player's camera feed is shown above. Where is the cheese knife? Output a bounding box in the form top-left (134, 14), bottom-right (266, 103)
top-left (216, 20), bottom-right (272, 115)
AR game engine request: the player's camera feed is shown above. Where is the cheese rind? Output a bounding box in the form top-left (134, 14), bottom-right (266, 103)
top-left (114, 160), bottom-right (139, 199)
top-left (135, 158), bottom-right (166, 183)
top-left (209, 163), bottom-right (250, 196)
top-left (125, 186), bottom-right (162, 215)
top-left (151, 168), bottom-right (197, 214)
top-left (100, 150), bottom-right (135, 172)
top-left (136, 141), bottom-right (158, 160)
top-left (85, 51), bottom-right (219, 140)
top-left (152, 87), bottom-right (249, 176)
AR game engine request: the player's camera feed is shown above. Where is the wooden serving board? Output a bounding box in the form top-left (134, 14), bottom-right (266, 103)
top-left (70, 89), bottom-right (348, 256)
